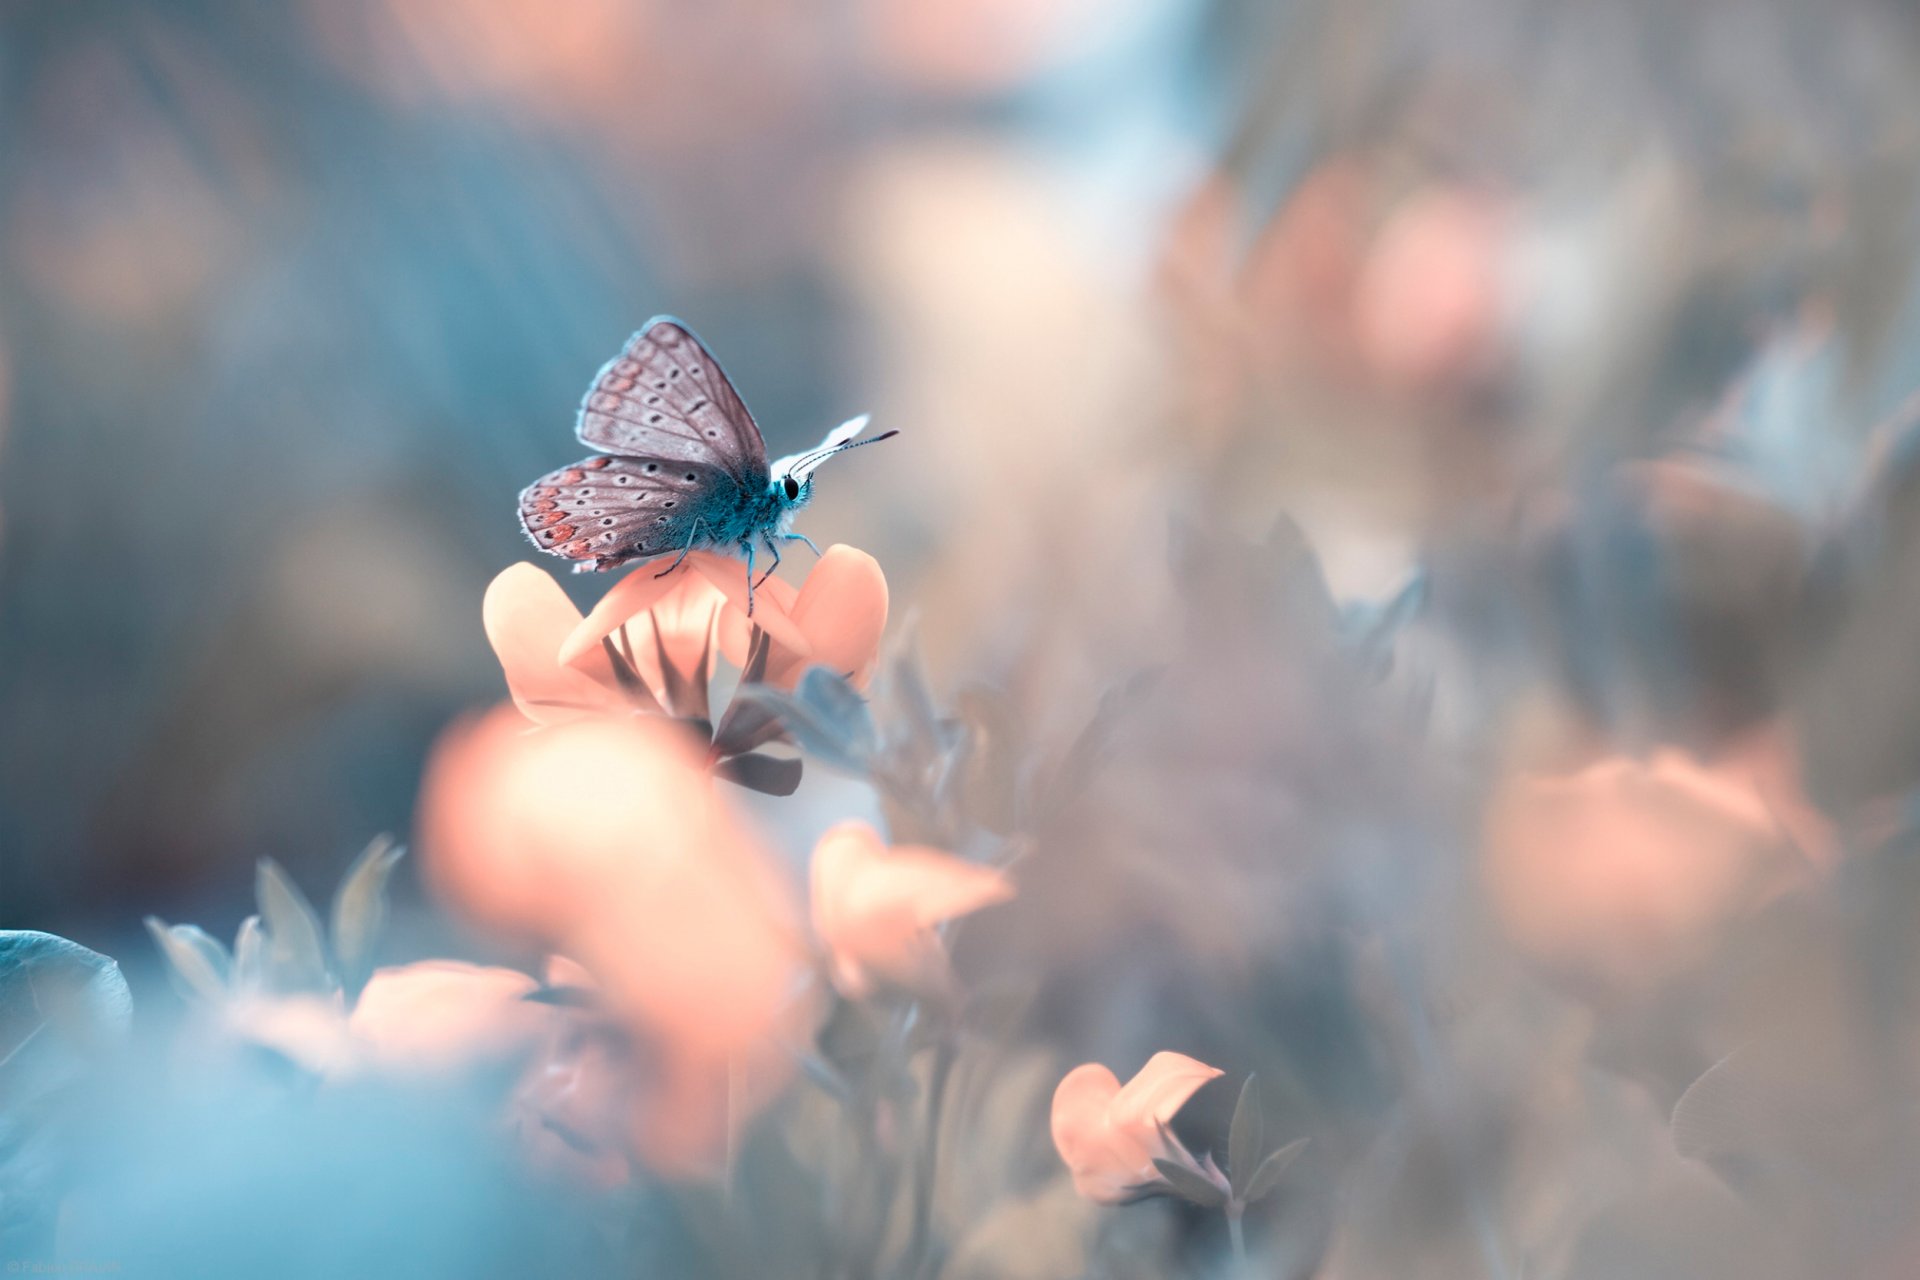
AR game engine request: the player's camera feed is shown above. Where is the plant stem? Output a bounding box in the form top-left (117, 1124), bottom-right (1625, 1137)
top-left (906, 1031), bottom-right (956, 1279)
top-left (724, 1055), bottom-right (744, 1203)
top-left (1227, 1202), bottom-right (1247, 1271)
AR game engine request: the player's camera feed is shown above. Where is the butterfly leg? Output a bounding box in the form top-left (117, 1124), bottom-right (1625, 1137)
top-left (754, 531), bottom-right (782, 588)
top-left (654, 518), bottom-right (705, 578)
top-left (741, 539), bottom-right (757, 616)
top-left (781, 532), bottom-right (824, 558)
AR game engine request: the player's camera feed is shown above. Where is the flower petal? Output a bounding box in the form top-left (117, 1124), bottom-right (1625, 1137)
top-left (690, 554), bottom-right (812, 658)
top-left (483, 564), bottom-right (620, 724)
top-left (1051, 1063), bottom-right (1142, 1203)
top-left (1108, 1052), bottom-right (1224, 1144)
top-left (348, 961), bottom-right (547, 1073)
top-left (557, 554), bottom-right (727, 668)
top-left (775, 545), bottom-right (889, 690)
top-left (416, 705), bottom-right (715, 945)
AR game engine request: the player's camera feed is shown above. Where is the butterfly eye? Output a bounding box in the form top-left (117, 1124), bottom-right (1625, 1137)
top-left (783, 476), bottom-right (800, 501)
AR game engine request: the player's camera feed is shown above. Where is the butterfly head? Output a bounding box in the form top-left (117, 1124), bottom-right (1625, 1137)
top-left (770, 414), bottom-right (898, 511)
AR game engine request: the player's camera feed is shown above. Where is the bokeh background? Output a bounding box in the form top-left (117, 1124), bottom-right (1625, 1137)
top-left (15, 1), bottom-right (1920, 1277)
top-left (0, 0), bottom-right (1226, 945)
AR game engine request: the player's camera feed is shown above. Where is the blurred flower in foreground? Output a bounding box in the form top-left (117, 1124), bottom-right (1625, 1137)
top-left (418, 705), bottom-right (812, 1175)
top-left (808, 820), bottom-right (1014, 1000)
top-left (1050, 1052), bottom-right (1223, 1204)
top-left (229, 961), bottom-right (548, 1079)
top-left (1483, 749), bottom-right (1815, 998)
top-left (512, 957), bottom-right (639, 1190)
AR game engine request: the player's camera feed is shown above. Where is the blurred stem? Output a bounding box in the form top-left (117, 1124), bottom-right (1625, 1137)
top-left (1227, 1203), bottom-right (1247, 1270)
top-left (907, 1030), bottom-right (956, 1279)
top-left (725, 1055), bottom-right (744, 1203)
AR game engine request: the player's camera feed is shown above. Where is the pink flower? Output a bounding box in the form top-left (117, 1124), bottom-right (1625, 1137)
top-left (222, 961), bottom-right (550, 1080)
top-left (1483, 748), bottom-right (1814, 997)
top-left (528, 545), bottom-right (889, 701)
top-left (346, 961), bottom-right (549, 1073)
top-left (713, 545), bottom-right (890, 691)
top-left (808, 820), bottom-right (1014, 999)
top-left (1050, 1053), bottom-right (1225, 1203)
top-left (416, 705), bottom-right (814, 1176)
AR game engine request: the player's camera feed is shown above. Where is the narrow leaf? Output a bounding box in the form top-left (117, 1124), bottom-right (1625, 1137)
top-left (1044, 667), bottom-right (1163, 813)
top-left (330, 836), bottom-right (405, 997)
top-left (793, 666), bottom-right (879, 760)
top-left (1152, 1158), bottom-right (1227, 1209)
top-left (1242, 1137), bottom-right (1309, 1204)
top-left (255, 860), bottom-right (333, 994)
top-left (144, 918), bottom-right (228, 1004)
top-left (1228, 1075), bottom-right (1264, 1195)
top-left (729, 686), bottom-right (870, 775)
top-left (231, 915), bottom-right (266, 995)
top-left (711, 690), bottom-right (790, 758)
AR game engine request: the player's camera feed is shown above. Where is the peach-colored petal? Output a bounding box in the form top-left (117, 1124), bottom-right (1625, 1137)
top-left (558, 554), bottom-right (728, 668)
top-left (416, 705), bottom-right (716, 945)
top-left (810, 821), bottom-right (1014, 998)
top-left (224, 993), bottom-right (354, 1076)
top-left (689, 554), bottom-right (813, 657)
top-left (1050, 1053), bottom-right (1222, 1203)
top-left (1107, 1051), bottom-right (1225, 1165)
top-left (417, 701), bottom-right (813, 1179)
top-left (347, 961), bottom-right (548, 1073)
top-left (716, 574), bottom-right (801, 673)
top-left (772, 545), bottom-right (889, 690)
top-left (1483, 749), bottom-right (1809, 997)
top-left (483, 564), bottom-right (621, 724)
top-left (1050, 1062), bottom-right (1124, 1182)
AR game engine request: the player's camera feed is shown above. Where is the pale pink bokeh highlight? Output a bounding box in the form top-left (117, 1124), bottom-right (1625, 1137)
top-left (417, 704), bottom-right (813, 1176)
top-left (1354, 187), bottom-right (1510, 392)
top-left (1483, 749), bottom-right (1815, 998)
top-left (808, 820), bottom-right (1014, 999)
top-left (1050, 1052), bottom-right (1225, 1203)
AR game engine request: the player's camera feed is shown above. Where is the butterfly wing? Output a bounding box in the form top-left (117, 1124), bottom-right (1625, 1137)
top-left (575, 317), bottom-right (769, 486)
top-left (519, 454), bottom-right (741, 571)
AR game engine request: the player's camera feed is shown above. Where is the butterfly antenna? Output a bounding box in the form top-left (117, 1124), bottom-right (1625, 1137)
top-left (790, 427), bottom-right (900, 474)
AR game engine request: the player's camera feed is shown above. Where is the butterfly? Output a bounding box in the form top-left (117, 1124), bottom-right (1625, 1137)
top-left (518, 317), bottom-right (896, 612)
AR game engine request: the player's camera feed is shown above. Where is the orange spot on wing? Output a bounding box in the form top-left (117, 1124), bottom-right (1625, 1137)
top-left (561, 469), bottom-right (586, 484)
top-left (584, 456), bottom-right (613, 470)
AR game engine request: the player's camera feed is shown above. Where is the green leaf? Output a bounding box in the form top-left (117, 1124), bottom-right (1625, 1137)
top-left (330, 836), bottom-right (405, 997)
top-left (1242, 1136), bottom-right (1309, 1204)
top-left (1228, 1074), bottom-right (1264, 1195)
top-left (255, 859), bottom-right (333, 994)
top-left (1152, 1157), bottom-right (1227, 1209)
top-left (144, 918), bottom-right (228, 1004)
